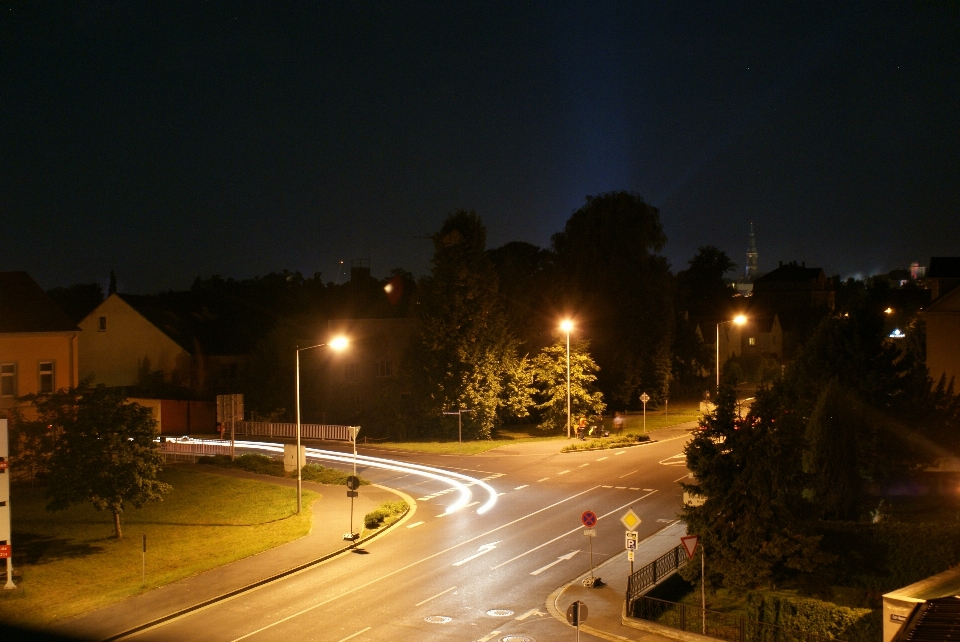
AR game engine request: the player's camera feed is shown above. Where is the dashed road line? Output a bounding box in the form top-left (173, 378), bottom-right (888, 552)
top-left (406, 521), bottom-right (425, 529)
top-left (415, 585), bottom-right (457, 606)
top-left (596, 456), bottom-right (609, 461)
top-left (514, 485), bottom-right (528, 490)
top-left (557, 470), bottom-right (571, 475)
top-left (537, 477), bottom-right (550, 482)
top-left (336, 627), bottom-right (371, 642)
top-left (618, 469), bottom-right (638, 478)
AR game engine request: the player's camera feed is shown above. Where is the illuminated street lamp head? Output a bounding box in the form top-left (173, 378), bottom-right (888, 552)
top-left (560, 319), bottom-right (574, 333)
top-left (329, 336), bottom-right (349, 351)
top-left (884, 307), bottom-right (893, 314)
top-left (733, 314), bottom-right (747, 325)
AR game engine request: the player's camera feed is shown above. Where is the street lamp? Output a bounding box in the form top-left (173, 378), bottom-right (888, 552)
top-left (560, 319), bottom-right (574, 439)
top-left (716, 315), bottom-right (747, 391)
top-left (295, 336), bottom-right (349, 513)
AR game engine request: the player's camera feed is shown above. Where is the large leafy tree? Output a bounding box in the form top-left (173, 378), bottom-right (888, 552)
top-left (404, 211), bottom-right (525, 439)
top-left (675, 246), bottom-right (737, 319)
top-left (24, 385), bottom-right (170, 539)
top-left (551, 191), bottom-right (674, 407)
top-left (531, 339), bottom-right (605, 431)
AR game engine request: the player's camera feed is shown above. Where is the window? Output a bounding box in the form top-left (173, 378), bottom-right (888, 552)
top-left (376, 360), bottom-right (395, 378)
top-left (344, 362), bottom-right (360, 381)
top-left (1, 364), bottom-right (15, 397)
top-left (748, 337), bottom-right (756, 346)
top-left (39, 361), bottom-right (55, 393)
top-left (99, 316), bottom-right (107, 332)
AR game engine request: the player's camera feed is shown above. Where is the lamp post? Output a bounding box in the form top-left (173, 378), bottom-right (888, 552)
top-left (295, 335), bottom-right (348, 514)
top-left (560, 320), bottom-right (574, 439)
top-left (716, 315), bottom-right (747, 391)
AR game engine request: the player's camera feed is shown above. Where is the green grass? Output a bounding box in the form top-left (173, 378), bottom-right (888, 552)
top-left (198, 453), bottom-right (369, 485)
top-left (363, 501), bottom-right (409, 530)
top-left (561, 433), bottom-right (651, 452)
top-left (0, 466), bottom-right (318, 628)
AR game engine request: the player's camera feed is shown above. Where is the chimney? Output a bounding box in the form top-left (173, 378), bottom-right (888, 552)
top-left (802, 261), bottom-right (805, 268)
top-left (779, 260), bottom-right (783, 268)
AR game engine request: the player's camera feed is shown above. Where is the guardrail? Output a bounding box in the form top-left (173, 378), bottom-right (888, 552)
top-left (158, 438), bottom-right (233, 461)
top-left (626, 544), bottom-right (687, 608)
top-left (237, 422), bottom-right (356, 441)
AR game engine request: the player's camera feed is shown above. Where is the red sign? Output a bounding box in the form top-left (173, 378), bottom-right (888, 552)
top-left (0, 545), bottom-right (10, 559)
top-left (681, 535), bottom-right (700, 560)
top-left (581, 510), bottom-right (598, 528)
top-left (0, 460), bottom-right (8, 471)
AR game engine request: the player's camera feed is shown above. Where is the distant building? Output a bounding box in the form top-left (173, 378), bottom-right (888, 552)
top-left (924, 284), bottom-right (960, 388)
top-left (927, 257), bottom-right (960, 301)
top-left (0, 272), bottom-right (80, 418)
top-left (735, 222), bottom-right (760, 296)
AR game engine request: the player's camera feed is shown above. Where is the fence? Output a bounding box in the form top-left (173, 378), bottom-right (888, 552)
top-left (158, 439), bottom-right (233, 462)
top-left (237, 422), bottom-right (356, 441)
top-left (632, 596), bottom-right (844, 642)
top-left (627, 544), bottom-right (688, 607)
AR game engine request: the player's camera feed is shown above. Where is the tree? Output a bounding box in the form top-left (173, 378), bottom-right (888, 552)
top-left (551, 191), bottom-right (674, 407)
top-left (802, 381), bottom-right (863, 520)
top-left (675, 246), bottom-right (737, 319)
top-left (24, 386), bottom-right (170, 539)
top-left (531, 339), bottom-right (605, 431)
top-left (404, 211), bottom-right (524, 439)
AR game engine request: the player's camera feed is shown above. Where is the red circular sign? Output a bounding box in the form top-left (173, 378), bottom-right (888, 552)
top-left (581, 510), bottom-right (598, 528)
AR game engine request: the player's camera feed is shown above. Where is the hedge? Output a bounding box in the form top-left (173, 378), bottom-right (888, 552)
top-left (364, 501), bottom-right (409, 529)
top-left (747, 591), bottom-right (881, 642)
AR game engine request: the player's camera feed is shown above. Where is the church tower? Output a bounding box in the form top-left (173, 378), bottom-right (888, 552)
top-left (745, 222), bottom-right (759, 281)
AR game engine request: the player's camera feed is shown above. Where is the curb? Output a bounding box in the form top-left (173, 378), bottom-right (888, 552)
top-left (100, 485), bottom-right (417, 642)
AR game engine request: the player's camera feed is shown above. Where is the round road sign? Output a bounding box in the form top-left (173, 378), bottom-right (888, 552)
top-left (581, 510), bottom-right (598, 528)
top-left (346, 475), bottom-right (360, 490)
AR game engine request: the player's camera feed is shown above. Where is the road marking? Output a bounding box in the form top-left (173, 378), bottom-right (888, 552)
top-left (514, 485), bottom-right (528, 490)
top-left (406, 521), bottom-right (425, 528)
top-left (497, 492), bottom-right (506, 496)
top-left (615, 486), bottom-right (626, 489)
top-left (336, 627), bottom-right (371, 642)
top-left (601, 485), bottom-right (613, 488)
top-left (490, 490), bottom-right (658, 570)
top-left (229, 486), bottom-right (601, 641)
top-left (615, 451), bottom-right (625, 455)
top-left (596, 456), bottom-right (609, 461)
top-left (438, 501), bottom-right (480, 517)
top-left (673, 473), bottom-right (690, 482)
top-left (618, 469), bottom-right (638, 478)
top-left (415, 585), bottom-right (457, 606)
top-left (530, 550), bottom-right (579, 575)
top-left (453, 542), bottom-right (500, 566)
top-left (629, 487), bottom-right (639, 490)
top-left (557, 470), bottom-right (570, 475)
top-left (660, 453), bottom-right (687, 466)
top-left (475, 632), bottom-right (501, 642)
top-left (643, 488), bottom-right (654, 492)
top-left (579, 463), bottom-right (590, 468)
top-left (537, 477), bottom-right (549, 482)
top-left (515, 608), bottom-right (546, 620)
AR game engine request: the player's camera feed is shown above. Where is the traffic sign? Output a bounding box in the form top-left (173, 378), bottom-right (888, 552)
top-left (581, 510), bottom-right (598, 528)
top-left (640, 392), bottom-right (650, 404)
top-left (627, 550), bottom-right (635, 562)
top-left (0, 544), bottom-right (9, 559)
top-left (0, 460), bottom-right (7, 471)
top-left (583, 529), bottom-right (596, 537)
top-left (346, 490), bottom-right (358, 497)
top-left (566, 601), bottom-right (588, 626)
top-left (625, 530), bottom-right (639, 550)
top-left (681, 535), bottom-right (700, 560)
top-left (346, 475), bottom-right (360, 490)
top-left (620, 508), bottom-right (641, 530)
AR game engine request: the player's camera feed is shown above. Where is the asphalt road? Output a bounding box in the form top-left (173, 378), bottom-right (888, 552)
top-left (135, 424), bottom-right (694, 642)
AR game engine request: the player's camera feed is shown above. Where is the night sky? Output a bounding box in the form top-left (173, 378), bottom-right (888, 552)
top-left (2, 2), bottom-right (958, 293)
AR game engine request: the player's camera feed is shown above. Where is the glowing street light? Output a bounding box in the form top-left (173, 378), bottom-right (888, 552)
top-left (560, 320), bottom-right (574, 439)
top-left (716, 315), bottom-right (747, 391)
top-left (295, 336), bottom-right (349, 513)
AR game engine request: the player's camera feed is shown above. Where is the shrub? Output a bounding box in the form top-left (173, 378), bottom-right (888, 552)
top-left (747, 591), bottom-right (881, 642)
top-left (299, 464), bottom-right (369, 486)
top-left (198, 453), bottom-right (284, 476)
top-left (363, 501), bottom-right (408, 529)
top-left (561, 433), bottom-right (650, 452)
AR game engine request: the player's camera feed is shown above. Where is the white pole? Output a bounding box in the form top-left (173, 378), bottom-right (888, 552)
top-left (716, 323), bottom-right (720, 392)
top-left (701, 545), bottom-right (706, 634)
top-left (643, 401), bottom-right (646, 433)
top-left (295, 348), bottom-right (302, 514)
top-left (566, 330), bottom-right (571, 439)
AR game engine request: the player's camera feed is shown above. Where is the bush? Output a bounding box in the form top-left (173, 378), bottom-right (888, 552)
top-left (363, 501), bottom-right (408, 529)
top-left (199, 453), bottom-right (285, 476)
top-left (747, 591), bottom-right (881, 642)
top-left (561, 433), bottom-right (650, 452)
top-left (300, 464), bottom-right (369, 486)
top-left (818, 521), bottom-right (960, 592)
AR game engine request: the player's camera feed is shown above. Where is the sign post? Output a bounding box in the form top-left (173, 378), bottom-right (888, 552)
top-left (216, 394), bottom-right (244, 461)
top-left (566, 600), bottom-right (588, 641)
top-left (142, 534), bottom-right (146, 586)
top-left (681, 535), bottom-right (703, 633)
top-left (640, 392), bottom-right (650, 433)
top-left (581, 510), bottom-right (599, 586)
top-left (343, 427), bottom-right (361, 542)
top-left (1, 419), bottom-right (15, 590)
top-left (620, 508), bottom-right (642, 576)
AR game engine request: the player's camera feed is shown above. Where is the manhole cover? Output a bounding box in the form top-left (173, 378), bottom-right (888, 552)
top-left (424, 615), bottom-right (452, 624)
top-left (487, 609), bottom-right (514, 617)
top-left (501, 636), bottom-right (534, 642)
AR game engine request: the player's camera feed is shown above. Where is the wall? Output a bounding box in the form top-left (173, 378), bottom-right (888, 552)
top-left (925, 288), bottom-right (960, 387)
top-left (0, 332), bottom-right (79, 416)
top-left (129, 398), bottom-right (216, 435)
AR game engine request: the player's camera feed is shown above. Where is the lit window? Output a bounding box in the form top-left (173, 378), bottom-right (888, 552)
top-left (39, 362), bottom-right (55, 393)
top-left (748, 337), bottom-right (756, 346)
top-left (1, 364), bottom-right (16, 397)
top-left (376, 360), bottom-right (395, 378)
top-left (99, 316), bottom-right (107, 331)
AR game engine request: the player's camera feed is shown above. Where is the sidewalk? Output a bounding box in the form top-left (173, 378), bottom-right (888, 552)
top-left (547, 520), bottom-right (688, 641)
top-left (53, 467), bottom-right (413, 641)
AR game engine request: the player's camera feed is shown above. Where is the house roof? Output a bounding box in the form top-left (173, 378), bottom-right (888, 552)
top-left (924, 282), bottom-right (960, 313)
top-left (116, 294), bottom-right (196, 353)
top-left (753, 262), bottom-right (825, 284)
top-left (0, 271), bottom-right (79, 333)
top-left (928, 257), bottom-right (960, 279)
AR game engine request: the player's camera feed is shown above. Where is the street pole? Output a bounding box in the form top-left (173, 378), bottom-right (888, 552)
top-left (716, 322), bottom-right (720, 392)
top-left (702, 545), bottom-right (706, 635)
top-left (566, 328), bottom-right (571, 439)
top-left (295, 347), bottom-right (302, 514)
top-left (142, 534), bottom-right (146, 586)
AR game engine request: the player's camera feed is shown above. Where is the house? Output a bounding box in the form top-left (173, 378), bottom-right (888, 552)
top-left (923, 284), bottom-right (960, 388)
top-left (751, 261), bottom-right (835, 312)
top-left (927, 256), bottom-right (960, 301)
top-left (0, 272), bottom-right (80, 417)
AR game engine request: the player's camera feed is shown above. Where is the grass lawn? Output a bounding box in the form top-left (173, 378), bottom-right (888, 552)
top-left (0, 466), bottom-right (318, 628)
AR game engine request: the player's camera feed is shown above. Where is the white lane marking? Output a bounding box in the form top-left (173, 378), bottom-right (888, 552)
top-left (438, 501), bottom-right (480, 517)
top-left (515, 608), bottom-right (546, 620)
top-left (529, 550), bottom-right (579, 575)
top-left (578, 463), bottom-right (590, 468)
top-left (490, 490), bottom-right (658, 570)
top-left (406, 521), bottom-right (425, 529)
top-left (514, 485), bottom-right (528, 490)
top-left (643, 488), bottom-right (654, 491)
top-left (453, 542), bottom-right (500, 566)
top-left (557, 470), bottom-right (571, 475)
top-left (629, 487), bottom-right (640, 490)
top-left (618, 469), bottom-right (638, 478)
top-left (228, 486), bottom-right (600, 641)
top-left (615, 451), bottom-right (625, 455)
top-left (475, 632), bottom-right (501, 642)
top-left (415, 585), bottom-right (457, 606)
top-left (660, 453), bottom-right (687, 466)
top-left (336, 627), bottom-right (371, 642)
top-left (615, 486), bottom-right (626, 489)
top-left (674, 473), bottom-right (690, 482)
top-left (601, 485), bottom-right (613, 488)
top-left (497, 492), bottom-right (506, 496)
top-left (537, 477), bottom-right (549, 482)
top-left (596, 457), bottom-right (609, 461)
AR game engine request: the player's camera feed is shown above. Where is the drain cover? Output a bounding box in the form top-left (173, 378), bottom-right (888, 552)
top-left (501, 636), bottom-right (534, 642)
top-left (424, 615), bottom-right (452, 624)
top-left (486, 609), bottom-right (514, 617)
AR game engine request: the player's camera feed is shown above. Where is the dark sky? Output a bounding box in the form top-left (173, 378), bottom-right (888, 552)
top-left (2, 2), bottom-right (958, 293)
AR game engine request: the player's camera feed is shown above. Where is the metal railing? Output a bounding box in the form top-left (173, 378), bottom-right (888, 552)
top-left (626, 544), bottom-right (687, 606)
top-left (237, 421), bottom-right (355, 441)
top-left (632, 595), bottom-right (844, 642)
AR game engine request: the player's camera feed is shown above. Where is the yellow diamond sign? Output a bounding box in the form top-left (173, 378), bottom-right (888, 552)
top-left (620, 508), bottom-right (642, 530)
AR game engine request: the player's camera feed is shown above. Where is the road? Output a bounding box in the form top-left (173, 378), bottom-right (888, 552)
top-left (134, 424), bottom-right (693, 642)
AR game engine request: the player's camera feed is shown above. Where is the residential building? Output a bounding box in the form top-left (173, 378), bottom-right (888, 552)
top-left (924, 284), bottom-right (960, 389)
top-left (0, 272), bottom-right (80, 417)
top-left (927, 256), bottom-right (960, 301)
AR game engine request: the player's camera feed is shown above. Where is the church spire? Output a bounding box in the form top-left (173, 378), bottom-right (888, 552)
top-left (746, 222), bottom-right (759, 281)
